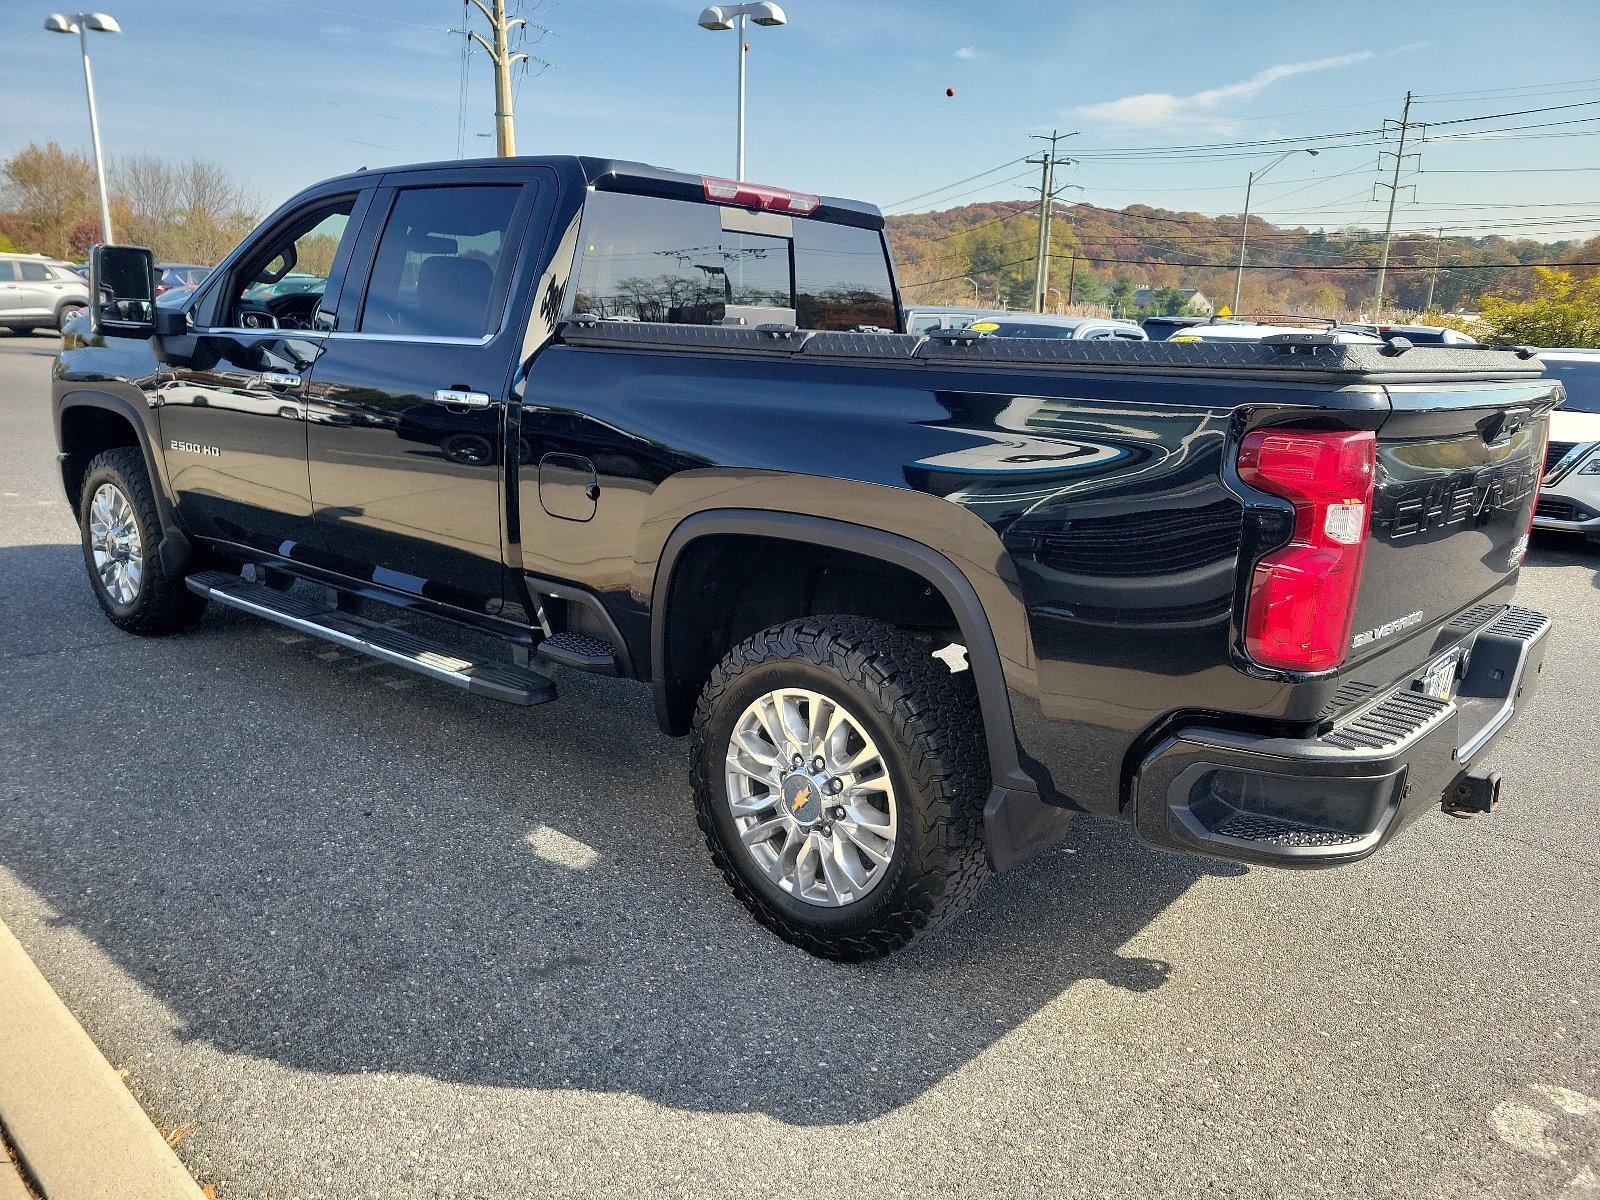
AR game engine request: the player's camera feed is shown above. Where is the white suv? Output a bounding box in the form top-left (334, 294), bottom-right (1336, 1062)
top-left (1536, 349), bottom-right (1600, 547)
top-left (0, 252), bottom-right (92, 335)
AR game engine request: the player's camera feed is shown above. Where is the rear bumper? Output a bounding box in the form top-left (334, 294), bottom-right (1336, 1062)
top-left (1130, 605), bottom-right (1551, 868)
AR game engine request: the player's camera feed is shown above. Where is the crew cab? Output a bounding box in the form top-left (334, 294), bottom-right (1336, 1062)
top-left (53, 156), bottom-right (1557, 960)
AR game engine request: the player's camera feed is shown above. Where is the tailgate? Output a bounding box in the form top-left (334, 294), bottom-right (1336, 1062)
top-left (1348, 379), bottom-right (1559, 667)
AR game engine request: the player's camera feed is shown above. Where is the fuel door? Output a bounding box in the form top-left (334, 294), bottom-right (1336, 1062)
top-left (538, 452), bottom-right (598, 521)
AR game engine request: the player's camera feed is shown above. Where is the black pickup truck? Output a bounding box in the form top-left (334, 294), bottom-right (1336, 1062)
top-left (55, 156), bottom-right (1556, 960)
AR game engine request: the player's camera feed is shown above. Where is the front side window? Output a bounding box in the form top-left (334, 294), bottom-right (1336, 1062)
top-left (19, 261), bottom-right (50, 282)
top-left (570, 192), bottom-right (896, 331)
top-left (228, 196), bottom-right (356, 330)
top-left (359, 185), bottom-right (521, 339)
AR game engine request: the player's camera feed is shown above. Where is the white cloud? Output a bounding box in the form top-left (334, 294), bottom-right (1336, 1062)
top-left (1074, 52), bottom-right (1374, 129)
top-left (954, 46), bottom-right (985, 61)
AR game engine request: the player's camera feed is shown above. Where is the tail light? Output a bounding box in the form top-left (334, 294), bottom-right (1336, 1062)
top-left (1238, 428), bottom-right (1377, 672)
top-left (701, 175), bottom-right (819, 215)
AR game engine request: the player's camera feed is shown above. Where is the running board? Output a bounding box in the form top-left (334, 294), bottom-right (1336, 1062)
top-left (186, 570), bottom-right (558, 706)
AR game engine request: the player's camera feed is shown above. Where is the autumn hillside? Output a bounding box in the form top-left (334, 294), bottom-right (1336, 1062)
top-left (887, 199), bottom-right (1598, 320)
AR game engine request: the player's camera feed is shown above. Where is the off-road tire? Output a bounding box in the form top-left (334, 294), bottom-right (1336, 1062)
top-left (78, 446), bottom-right (206, 635)
top-left (691, 615), bottom-right (990, 961)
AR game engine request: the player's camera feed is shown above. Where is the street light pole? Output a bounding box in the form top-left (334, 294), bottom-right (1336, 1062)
top-left (45, 11), bottom-right (120, 244)
top-left (961, 276), bottom-right (980, 305)
top-left (698, 4), bottom-right (787, 181)
top-left (1231, 147), bottom-right (1318, 316)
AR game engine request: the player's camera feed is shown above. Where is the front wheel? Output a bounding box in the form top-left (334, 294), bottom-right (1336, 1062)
top-left (691, 616), bottom-right (990, 961)
top-left (78, 447), bottom-right (206, 635)
top-left (55, 303), bottom-right (87, 331)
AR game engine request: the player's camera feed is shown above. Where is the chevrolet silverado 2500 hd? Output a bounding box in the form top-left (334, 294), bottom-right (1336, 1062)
top-left (55, 156), bottom-right (1556, 960)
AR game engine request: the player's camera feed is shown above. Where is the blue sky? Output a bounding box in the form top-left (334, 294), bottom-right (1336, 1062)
top-left (3, 0), bottom-right (1598, 240)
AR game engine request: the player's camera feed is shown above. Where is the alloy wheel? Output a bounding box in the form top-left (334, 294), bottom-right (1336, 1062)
top-left (723, 687), bottom-right (899, 907)
top-left (88, 482), bottom-right (143, 605)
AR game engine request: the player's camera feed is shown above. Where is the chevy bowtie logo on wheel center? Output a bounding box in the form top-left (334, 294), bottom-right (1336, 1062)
top-left (782, 774), bottom-right (822, 825)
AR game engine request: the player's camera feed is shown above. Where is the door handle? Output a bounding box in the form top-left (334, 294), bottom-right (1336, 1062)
top-left (262, 371), bottom-right (301, 389)
top-left (436, 389), bottom-right (492, 409)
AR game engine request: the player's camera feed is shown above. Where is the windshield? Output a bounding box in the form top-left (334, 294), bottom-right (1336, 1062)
top-left (1544, 359), bottom-right (1600, 414)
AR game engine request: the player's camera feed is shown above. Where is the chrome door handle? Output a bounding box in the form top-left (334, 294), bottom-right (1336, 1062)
top-left (262, 371), bottom-right (301, 389)
top-left (436, 389), bottom-right (492, 409)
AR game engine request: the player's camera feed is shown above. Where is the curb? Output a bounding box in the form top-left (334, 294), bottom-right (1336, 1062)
top-left (0, 918), bottom-right (205, 1200)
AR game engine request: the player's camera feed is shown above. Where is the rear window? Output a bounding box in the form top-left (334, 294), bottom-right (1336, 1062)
top-left (1546, 359), bottom-right (1600, 414)
top-left (569, 191), bottom-right (896, 331)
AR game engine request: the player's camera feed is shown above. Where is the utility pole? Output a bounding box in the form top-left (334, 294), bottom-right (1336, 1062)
top-left (1423, 227), bottom-right (1445, 314)
top-left (465, 0), bottom-right (528, 156)
top-left (1066, 251), bottom-right (1077, 307)
top-left (1372, 91), bottom-right (1421, 319)
top-left (1028, 130), bottom-right (1077, 314)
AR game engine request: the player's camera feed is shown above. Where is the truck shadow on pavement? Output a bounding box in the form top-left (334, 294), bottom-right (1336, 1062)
top-left (0, 540), bottom-right (1244, 1126)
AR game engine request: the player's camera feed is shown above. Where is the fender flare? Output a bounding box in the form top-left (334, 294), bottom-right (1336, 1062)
top-left (57, 389), bottom-right (192, 573)
top-left (648, 509), bottom-right (1059, 869)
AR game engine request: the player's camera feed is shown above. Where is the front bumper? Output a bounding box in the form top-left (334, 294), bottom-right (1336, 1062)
top-left (1532, 492), bottom-right (1600, 534)
top-left (1130, 605), bottom-right (1551, 868)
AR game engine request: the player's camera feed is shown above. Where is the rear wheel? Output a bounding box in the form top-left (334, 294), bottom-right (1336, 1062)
top-left (78, 447), bottom-right (206, 635)
top-left (691, 615), bottom-right (990, 961)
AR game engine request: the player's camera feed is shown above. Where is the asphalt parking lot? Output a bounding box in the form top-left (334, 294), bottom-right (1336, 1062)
top-left (1, 330), bottom-right (1597, 1199)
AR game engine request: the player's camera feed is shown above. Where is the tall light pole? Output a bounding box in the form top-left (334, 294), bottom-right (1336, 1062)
top-left (697, 3), bottom-right (787, 181)
top-left (1231, 147), bottom-right (1318, 316)
top-left (961, 276), bottom-right (981, 305)
top-left (45, 11), bottom-right (119, 244)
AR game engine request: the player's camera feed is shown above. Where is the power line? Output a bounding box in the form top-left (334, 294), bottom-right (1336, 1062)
top-left (882, 158), bottom-right (1029, 212)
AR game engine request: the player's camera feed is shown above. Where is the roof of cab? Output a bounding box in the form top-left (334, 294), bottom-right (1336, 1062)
top-left (308, 154), bottom-right (885, 230)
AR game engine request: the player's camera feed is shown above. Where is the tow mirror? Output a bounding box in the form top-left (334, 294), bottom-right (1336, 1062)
top-left (91, 244), bottom-right (156, 337)
top-left (90, 244), bottom-right (183, 338)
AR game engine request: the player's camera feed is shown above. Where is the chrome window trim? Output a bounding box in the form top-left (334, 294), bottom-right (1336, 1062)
top-left (328, 329), bottom-right (497, 347)
top-left (186, 326), bottom-right (494, 348)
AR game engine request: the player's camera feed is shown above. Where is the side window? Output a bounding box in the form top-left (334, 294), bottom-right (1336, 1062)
top-left (0, 262), bottom-right (17, 282)
top-left (359, 185), bottom-right (521, 339)
top-left (569, 192), bottom-right (897, 331)
top-left (19, 261), bottom-right (50, 282)
top-left (227, 196), bottom-right (356, 330)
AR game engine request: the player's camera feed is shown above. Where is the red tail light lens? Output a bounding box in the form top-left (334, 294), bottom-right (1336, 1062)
top-left (701, 175), bottom-right (820, 215)
top-left (1238, 428), bottom-right (1377, 672)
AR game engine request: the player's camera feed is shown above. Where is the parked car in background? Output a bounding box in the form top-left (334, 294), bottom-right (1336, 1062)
top-left (242, 272), bottom-right (328, 302)
top-left (156, 263), bottom-right (211, 295)
top-left (1535, 349), bottom-right (1600, 546)
top-left (1343, 322), bottom-right (1480, 346)
top-left (0, 252), bottom-right (92, 334)
top-left (902, 304), bottom-right (1009, 334)
top-left (1142, 314), bottom-right (1211, 340)
top-left (1171, 321), bottom-right (1383, 345)
top-left (969, 314), bottom-right (1147, 341)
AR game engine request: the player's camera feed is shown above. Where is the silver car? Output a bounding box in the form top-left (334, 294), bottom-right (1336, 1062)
top-left (0, 253), bottom-right (92, 334)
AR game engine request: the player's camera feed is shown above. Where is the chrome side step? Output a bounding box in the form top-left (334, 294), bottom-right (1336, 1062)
top-left (186, 570), bottom-right (558, 706)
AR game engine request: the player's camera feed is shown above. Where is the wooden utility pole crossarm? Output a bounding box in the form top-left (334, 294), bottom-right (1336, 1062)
top-left (466, 0), bottom-right (528, 157)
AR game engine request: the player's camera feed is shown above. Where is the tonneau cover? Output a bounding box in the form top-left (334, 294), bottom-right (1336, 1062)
top-left (555, 320), bottom-right (1544, 382)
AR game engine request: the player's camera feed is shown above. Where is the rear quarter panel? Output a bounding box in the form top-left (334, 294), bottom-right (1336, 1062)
top-left (516, 345), bottom-right (1394, 813)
